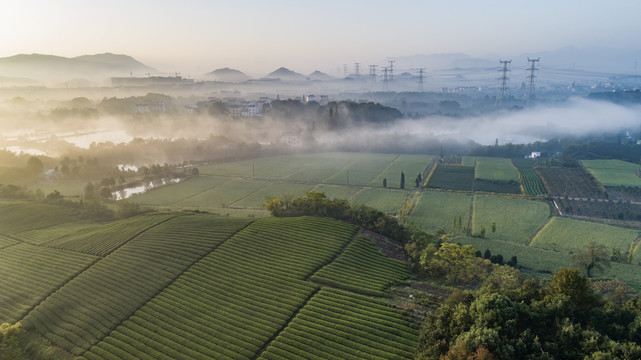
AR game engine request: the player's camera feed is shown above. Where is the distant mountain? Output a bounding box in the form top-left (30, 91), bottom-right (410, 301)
top-left (204, 68), bottom-right (251, 82)
top-left (0, 53), bottom-right (155, 84)
top-left (264, 67), bottom-right (307, 81)
top-left (308, 71), bottom-right (334, 81)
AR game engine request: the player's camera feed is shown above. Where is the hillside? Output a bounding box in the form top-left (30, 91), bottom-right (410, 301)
top-left (0, 53), bottom-right (155, 83)
top-left (263, 67), bottom-right (307, 81)
top-left (204, 67), bottom-right (251, 82)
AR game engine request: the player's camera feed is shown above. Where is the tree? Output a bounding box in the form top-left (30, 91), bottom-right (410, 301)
top-left (383, 178), bottom-right (387, 188)
top-left (191, 167), bottom-right (200, 176)
top-left (572, 242), bottom-right (610, 278)
top-left (547, 267), bottom-right (598, 311)
top-left (490, 222), bottom-right (496, 233)
top-left (26, 156), bottom-right (44, 176)
top-left (400, 172), bottom-right (405, 189)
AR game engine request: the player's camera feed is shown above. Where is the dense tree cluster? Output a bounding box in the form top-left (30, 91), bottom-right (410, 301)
top-left (417, 268), bottom-right (641, 359)
top-left (264, 191), bottom-right (420, 244)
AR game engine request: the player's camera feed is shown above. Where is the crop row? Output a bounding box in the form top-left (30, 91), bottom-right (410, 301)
top-left (0, 201), bottom-right (75, 235)
top-left (23, 215), bottom-right (251, 355)
top-left (518, 168), bottom-right (547, 196)
top-left (80, 217), bottom-right (357, 359)
top-left (0, 235), bottom-right (18, 249)
top-left (259, 288), bottom-right (418, 360)
top-left (311, 236), bottom-right (410, 296)
top-left (0, 243), bottom-right (97, 324)
top-left (39, 214), bottom-right (176, 256)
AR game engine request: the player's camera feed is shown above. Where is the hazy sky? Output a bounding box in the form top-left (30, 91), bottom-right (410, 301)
top-left (2, 0), bottom-right (640, 76)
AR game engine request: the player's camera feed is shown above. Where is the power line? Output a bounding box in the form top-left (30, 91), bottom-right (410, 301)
top-left (496, 59), bottom-right (511, 106)
top-left (524, 57), bottom-right (540, 106)
top-left (369, 65), bottom-right (377, 81)
top-left (417, 68), bottom-right (426, 92)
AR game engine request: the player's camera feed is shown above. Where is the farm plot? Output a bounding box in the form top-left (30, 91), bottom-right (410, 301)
top-left (530, 217), bottom-right (639, 255)
top-left (352, 188), bottom-right (410, 214)
top-left (454, 236), bottom-right (570, 273)
top-left (22, 215), bottom-right (251, 356)
top-left (39, 213), bottom-right (176, 256)
top-left (472, 195), bottom-right (550, 244)
top-left (426, 165), bottom-right (474, 191)
top-left (325, 154), bottom-right (397, 186)
top-left (259, 288), bottom-right (418, 360)
top-left (537, 167), bottom-right (605, 198)
top-left (231, 182), bottom-right (315, 208)
top-left (311, 236), bottom-right (410, 296)
top-left (517, 168), bottom-right (547, 196)
top-left (369, 158), bottom-right (431, 189)
top-left (0, 243), bottom-right (97, 324)
top-left (408, 191), bottom-right (472, 233)
top-left (461, 156), bottom-right (477, 166)
top-left (13, 221), bottom-right (99, 246)
top-left (80, 217), bottom-right (357, 360)
top-left (129, 176), bottom-right (229, 206)
top-left (474, 157), bottom-right (519, 182)
top-left (0, 201), bottom-right (76, 235)
top-left (174, 178), bottom-right (271, 208)
top-left (311, 184), bottom-right (361, 201)
top-left (581, 159), bottom-right (641, 187)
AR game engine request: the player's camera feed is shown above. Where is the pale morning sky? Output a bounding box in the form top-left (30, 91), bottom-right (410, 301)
top-left (1, 0), bottom-right (640, 76)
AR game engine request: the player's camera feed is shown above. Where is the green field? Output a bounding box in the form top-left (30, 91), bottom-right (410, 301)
top-left (408, 191), bottom-right (471, 233)
top-left (0, 244), bottom-right (97, 324)
top-left (311, 184), bottom-right (361, 200)
top-left (130, 176), bottom-right (228, 206)
top-left (23, 215), bottom-right (252, 355)
top-left (461, 156), bottom-right (477, 166)
top-left (517, 168), bottom-right (547, 196)
top-left (0, 201), bottom-right (76, 235)
top-left (368, 155), bottom-right (433, 188)
top-left (79, 217), bottom-right (360, 359)
top-left (311, 236), bottom-right (410, 296)
top-left (472, 195), bottom-right (550, 243)
top-left (352, 188), bottom-right (410, 214)
top-left (581, 159), bottom-right (641, 187)
top-left (259, 288), bottom-right (418, 360)
top-left (231, 182), bottom-right (315, 208)
top-left (474, 157), bottom-right (519, 182)
top-left (426, 164), bottom-right (474, 191)
top-left (530, 217), bottom-right (640, 256)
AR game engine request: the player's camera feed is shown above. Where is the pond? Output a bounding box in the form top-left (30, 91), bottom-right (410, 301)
top-left (113, 177), bottom-right (183, 200)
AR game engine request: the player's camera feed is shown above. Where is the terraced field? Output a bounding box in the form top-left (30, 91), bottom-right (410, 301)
top-left (259, 288), bottom-right (418, 360)
top-left (0, 244), bottom-right (97, 323)
top-left (0, 201), bottom-right (76, 235)
top-left (311, 236), bottom-right (410, 296)
top-left (22, 215), bottom-right (251, 355)
top-left (80, 217), bottom-right (359, 359)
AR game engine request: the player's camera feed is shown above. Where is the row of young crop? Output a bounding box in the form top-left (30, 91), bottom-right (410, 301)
top-left (80, 217), bottom-right (357, 359)
top-left (40, 214), bottom-right (176, 256)
top-left (0, 243), bottom-right (97, 324)
top-left (259, 288), bottom-right (418, 360)
top-left (517, 168), bottom-right (547, 196)
top-left (22, 215), bottom-right (251, 355)
top-left (0, 201), bottom-right (76, 235)
top-left (311, 236), bottom-right (410, 296)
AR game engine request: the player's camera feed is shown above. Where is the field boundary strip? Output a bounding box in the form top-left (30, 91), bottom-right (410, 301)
top-left (525, 217), bottom-right (553, 246)
top-left (251, 287), bottom-right (321, 360)
top-left (75, 217), bottom-right (255, 357)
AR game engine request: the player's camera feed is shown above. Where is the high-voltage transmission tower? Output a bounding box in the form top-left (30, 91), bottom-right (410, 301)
top-left (369, 65), bottom-right (377, 81)
top-left (417, 68), bottom-right (426, 92)
top-left (343, 64), bottom-right (348, 77)
top-left (382, 67), bottom-right (389, 90)
top-left (388, 60), bottom-right (395, 81)
top-left (523, 57), bottom-right (540, 106)
top-left (496, 60), bottom-right (511, 106)
top-left (354, 63), bottom-right (360, 77)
